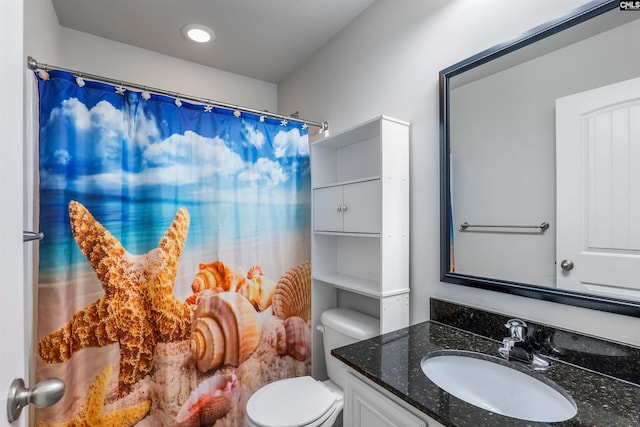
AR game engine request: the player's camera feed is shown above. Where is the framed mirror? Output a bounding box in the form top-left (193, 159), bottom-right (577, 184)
top-left (440, 0), bottom-right (640, 317)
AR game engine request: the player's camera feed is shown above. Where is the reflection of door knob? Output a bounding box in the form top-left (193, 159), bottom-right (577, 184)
top-left (7, 377), bottom-right (65, 422)
top-left (560, 260), bottom-right (574, 271)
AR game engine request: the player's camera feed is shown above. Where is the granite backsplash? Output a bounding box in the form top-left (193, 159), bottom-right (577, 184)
top-left (430, 298), bottom-right (640, 386)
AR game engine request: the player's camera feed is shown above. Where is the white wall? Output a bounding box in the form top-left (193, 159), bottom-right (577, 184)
top-left (24, 0), bottom-right (278, 113)
top-left (55, 28), bottom-right (278, 112)
top-left (25, 0), bottom-right (60, 63)
top-left (279, 0), bottom-right (640, 347)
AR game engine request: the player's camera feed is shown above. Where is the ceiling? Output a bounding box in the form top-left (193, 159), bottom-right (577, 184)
top-left (51, 0), bottom-right (376, 84)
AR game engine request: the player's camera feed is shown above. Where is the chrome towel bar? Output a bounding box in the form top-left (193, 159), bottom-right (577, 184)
top-left (460, 222), bottom-right (549, 231)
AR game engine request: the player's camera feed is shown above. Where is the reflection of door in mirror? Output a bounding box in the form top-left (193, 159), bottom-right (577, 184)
top-left (556, 76), bottom-right (640, 302)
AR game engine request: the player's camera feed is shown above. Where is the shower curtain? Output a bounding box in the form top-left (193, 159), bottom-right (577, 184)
top-left (34, 69), bottom-right (312, 427)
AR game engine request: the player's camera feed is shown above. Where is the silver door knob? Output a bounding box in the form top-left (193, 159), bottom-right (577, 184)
top-left (7, 377), bottom-right (65, 422)
top-left (560, 259), bottom-right (574, 271)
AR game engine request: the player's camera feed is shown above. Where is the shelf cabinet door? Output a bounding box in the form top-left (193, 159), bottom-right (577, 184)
top-left (343, 180), bottom-right (380, 233)
top-left (313, 180), bottom-right (381, 233)
top-left (314, 186), bottom-right (344, 232)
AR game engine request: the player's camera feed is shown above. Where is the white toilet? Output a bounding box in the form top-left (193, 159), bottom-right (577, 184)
top-left (245, 308), bottom-right (379, 427)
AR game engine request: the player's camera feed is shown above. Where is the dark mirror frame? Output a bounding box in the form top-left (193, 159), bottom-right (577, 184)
top-left (439, 0), bottom-right (640, 318)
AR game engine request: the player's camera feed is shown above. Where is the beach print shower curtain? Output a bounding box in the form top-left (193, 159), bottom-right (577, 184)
top-left (34, 70), bottom-right (312, 427)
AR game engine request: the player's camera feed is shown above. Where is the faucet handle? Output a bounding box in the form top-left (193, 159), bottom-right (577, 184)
top-left (505, 319), bottom-right (527, 341)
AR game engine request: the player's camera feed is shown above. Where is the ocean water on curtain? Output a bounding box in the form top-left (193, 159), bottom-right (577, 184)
top-left (34, 69), bottom-right (312, 427)
top-left (38, 192), bottom-right (310, 277)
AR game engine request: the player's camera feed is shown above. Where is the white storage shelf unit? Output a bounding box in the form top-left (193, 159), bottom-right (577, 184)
top-left (311, 115), bottom-right (410, 379)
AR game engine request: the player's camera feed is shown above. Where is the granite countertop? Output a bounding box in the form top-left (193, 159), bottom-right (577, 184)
top-left (332, 321), bottom-right (640, 427)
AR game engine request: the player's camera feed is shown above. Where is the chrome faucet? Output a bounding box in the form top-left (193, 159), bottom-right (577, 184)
top-left (498, 319), bottom-right (551, 371)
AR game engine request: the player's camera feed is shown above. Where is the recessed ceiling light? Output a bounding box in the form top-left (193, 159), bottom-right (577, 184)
top-left (181, 24), bottom-right (215, 43)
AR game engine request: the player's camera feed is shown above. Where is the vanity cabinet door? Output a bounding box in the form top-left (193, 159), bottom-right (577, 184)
top-left (344, 373), bottom-right (427, 427)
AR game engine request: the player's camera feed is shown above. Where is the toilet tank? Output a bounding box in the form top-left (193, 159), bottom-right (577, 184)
top-left (320, 308), bottom-right (379, 389)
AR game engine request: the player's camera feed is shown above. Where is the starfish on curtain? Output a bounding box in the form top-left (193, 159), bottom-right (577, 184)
top-left (38, 200), bottom-right (194, 396)
top-left (35, 364), bottom-right (151, 427)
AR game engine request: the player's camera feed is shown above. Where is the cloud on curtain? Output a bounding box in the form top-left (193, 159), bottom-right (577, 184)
top-left (38, 73), bottom-right (309, 200)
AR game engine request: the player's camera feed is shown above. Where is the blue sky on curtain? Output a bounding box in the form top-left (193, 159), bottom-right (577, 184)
top-left (34, 69), bottom-right (312, 426)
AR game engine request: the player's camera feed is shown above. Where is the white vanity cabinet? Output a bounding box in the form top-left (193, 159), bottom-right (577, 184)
top-left (310, 116), bottom-right (410, 379)
top-left (344, 371), bottom-right (446, 427)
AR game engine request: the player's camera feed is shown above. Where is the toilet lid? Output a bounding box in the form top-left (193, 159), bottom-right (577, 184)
top-left (246, 376), bottom-right (337, 427)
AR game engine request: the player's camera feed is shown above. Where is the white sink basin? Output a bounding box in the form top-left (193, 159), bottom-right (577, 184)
top-left (421, 351), bottom-right (577, 422)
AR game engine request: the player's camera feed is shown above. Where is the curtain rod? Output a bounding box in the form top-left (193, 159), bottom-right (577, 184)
top-left (27, 56), bottom-right (328, 133)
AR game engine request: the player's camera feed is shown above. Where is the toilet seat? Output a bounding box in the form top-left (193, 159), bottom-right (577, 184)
top-left (246, 376), bottom-right (340, 427)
